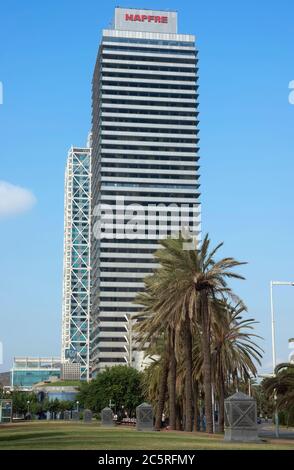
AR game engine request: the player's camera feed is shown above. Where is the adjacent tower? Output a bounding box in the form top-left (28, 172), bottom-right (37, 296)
top-left (91, 8), bottom-right (200, 374)
top-left (61, 146), bottom-right (92, 380)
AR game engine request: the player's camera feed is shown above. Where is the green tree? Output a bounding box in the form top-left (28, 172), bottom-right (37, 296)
top-left (30, 401), bottom-right (43, 416)
top-left (263, 363), bottom-right (294, 417)
top-left (59, 400), bottom-right (74, 411)
top-left (48, 399), bottom-right (60, 413)
top-left (77, 366), bottom-right (144, 415)
top-left (252, 383), bottom-right (273, 418)
top-left (11, 391), bottom-right (37, 415)
top-left (138, 332), bottom-right (170, 431)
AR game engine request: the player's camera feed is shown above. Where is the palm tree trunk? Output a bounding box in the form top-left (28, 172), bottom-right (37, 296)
top-left (154, 349), bottom-right (169, 431)
top-left (184, 317), bottom-right (193, 432)
top-left (218, 367), bottom-right (225, 433)
top-left (232, 369), bottom-right (238, 391)
top-left (193, 382), bottom-right (199, 431)
top-left (200, 291), bottom-right (213, 433)
top-left (182, 394), bottom-right (185, 429)
top-left (176, 402), bottom-right (182, 430)
top-left (168, 330), bottom-right (177, 430)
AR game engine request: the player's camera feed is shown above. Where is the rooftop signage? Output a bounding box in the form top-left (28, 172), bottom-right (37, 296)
top-left (125, 13), bottom-right (168, 24)
top-left (114, 8), bottom-right (177, 34)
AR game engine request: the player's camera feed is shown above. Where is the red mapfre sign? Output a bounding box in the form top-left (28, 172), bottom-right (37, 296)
top-left (125, 13), bottom-right (168, 24)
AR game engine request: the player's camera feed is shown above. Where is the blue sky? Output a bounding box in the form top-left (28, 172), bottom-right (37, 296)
top-left (0, 0), bottom-right (293, 374)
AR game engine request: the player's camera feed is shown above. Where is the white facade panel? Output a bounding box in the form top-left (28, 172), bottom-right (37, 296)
top-left (91, 10), bottom-right (200, 374)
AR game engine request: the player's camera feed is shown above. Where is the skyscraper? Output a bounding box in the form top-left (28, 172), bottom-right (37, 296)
top-left (91, 8), bottom-right (200, 374)
top-left (61, 146), bottom-right (91, 380)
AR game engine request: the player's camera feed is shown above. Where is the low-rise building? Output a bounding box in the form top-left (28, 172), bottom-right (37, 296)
top-left (11, 357), bottom-right (61, 390)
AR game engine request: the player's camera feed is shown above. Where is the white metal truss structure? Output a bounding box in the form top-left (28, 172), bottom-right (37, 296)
top-left (61, 147), bottom-right (91, 381)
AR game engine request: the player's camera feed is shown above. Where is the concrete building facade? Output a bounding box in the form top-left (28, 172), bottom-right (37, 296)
top-left (91, 8), bottom-right (200, 374)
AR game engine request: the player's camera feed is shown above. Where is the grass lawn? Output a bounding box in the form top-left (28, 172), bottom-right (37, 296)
top-left (38, 380), bottom-right (81, 387)
top-left (0, 422), bottom-right (294, 450)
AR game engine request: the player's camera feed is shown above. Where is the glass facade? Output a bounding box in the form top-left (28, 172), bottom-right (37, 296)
top-left (11, 357), bottom-right (61, 389)
top-left (12, 369), bottom-right (60, 388)
top-left (61, 148), bottom-right (91, 380)
top-left (0, 400), bottom-right (13, 423)
top-left (46, 390), bottom-right (78, 402)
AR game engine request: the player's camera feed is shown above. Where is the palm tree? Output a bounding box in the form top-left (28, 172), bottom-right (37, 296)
top-left (151, 234), bottom-right (246, 433)
top-left (134, 256), bottom-right (194, 431)
top-left (263, 363), bottom-right (294, 411)
top-left (168, 328), bottom-right (177, 430)
top-left (136, 239), bottom-right (198, 431)
top-left (135, 314), bottom-right (169, 431)
top-left (135, 233), bottom-right (246, 433)
top-left (211, 301), bottom-right (263, 432)
top-left (141, 357), bottom-right (162, 406)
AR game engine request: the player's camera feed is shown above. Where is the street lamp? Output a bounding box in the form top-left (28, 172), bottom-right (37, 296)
top-left (76, 401), bottom-right (79, 413)
top-left (127, 314), bottom-right (133, 367)
top-left (109, 399), bottom-right (115, 409)
top-left (27, 400), bottom-right (30, 416)
top-left (269, 280), bottom-right (294, 438)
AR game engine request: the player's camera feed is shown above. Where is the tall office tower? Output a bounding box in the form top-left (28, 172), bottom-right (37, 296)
top-left (61, 146), bottom-right (92, 380)
top-left (91, 8), bottom-right (200, 374)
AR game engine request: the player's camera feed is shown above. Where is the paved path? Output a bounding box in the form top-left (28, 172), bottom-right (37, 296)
top-left (258, 421), bottom-right (294, 440)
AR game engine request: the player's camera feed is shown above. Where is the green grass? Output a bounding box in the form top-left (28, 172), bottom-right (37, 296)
top-left (0, 422), bottom-right (293, 450)
top-left (39, 380), bottom-right (81, 387)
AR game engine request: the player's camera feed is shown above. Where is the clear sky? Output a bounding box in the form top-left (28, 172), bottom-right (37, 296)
top-left (0, 0), bottom-right (293, 374)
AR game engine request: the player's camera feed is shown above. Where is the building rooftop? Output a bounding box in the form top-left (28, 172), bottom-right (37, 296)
top-left (12, 357), bottom-right (61, 370)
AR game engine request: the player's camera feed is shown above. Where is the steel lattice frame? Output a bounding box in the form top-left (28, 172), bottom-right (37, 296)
top-left (61, 147), bottom-right (91, 381)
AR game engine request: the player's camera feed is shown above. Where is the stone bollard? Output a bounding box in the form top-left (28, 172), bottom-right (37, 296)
top-left (83, 409), bottom-right (93, 423)
top-left (101, 407), bottom-right (114, 427)
top-left (71, 410), bottom-right (79, 421)
top-left (224, 391), bottom-right (259, 442)
top-left (136, 403), bottom-right (154, 432)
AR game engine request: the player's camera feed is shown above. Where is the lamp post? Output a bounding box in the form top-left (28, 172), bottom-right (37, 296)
top-left (127, 314), bottom-right (133, 367)
top-left (109, 399), bottom-right (115, 409)
top-left (270, 280), bottom-right (294, 438)
top-left (211, 385), bottom-right (215, 433)
top-left (248, 377), bottom-right (251, 397)
top-left (76, 401), bottom-right (79, 413)
top-left (27, 400), bottom-right (30, 417)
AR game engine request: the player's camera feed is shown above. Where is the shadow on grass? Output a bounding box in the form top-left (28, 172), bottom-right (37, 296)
top-left (0, 432), bottom-right (66, 442)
